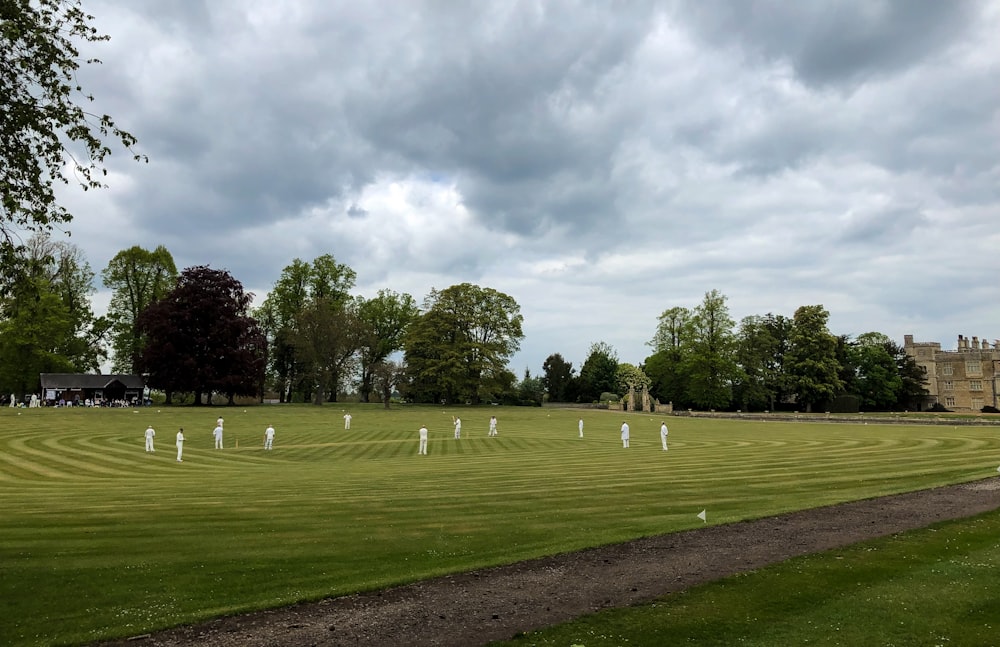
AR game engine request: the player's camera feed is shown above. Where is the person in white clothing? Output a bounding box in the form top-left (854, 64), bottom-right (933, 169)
top-left (488, 416), bottom-right (498, 436)
top-left (418, 425), bottom-right (428, 455)
top-left (453, 416), bottom-right (462, 439)
top-left (264, 425), bottom-right (275, 450)
top-left (620, 421), bottom-right (630, 448)
top-left (213, 424), bottom-right (223, 449)
top-left (343, 412), bottom-right (352, 429)
top-left (660, 421), bottom-right (669, 451)
top-left (176, 428), bottom-right (185, 462)
top-left (144, 426), bottom-right (156, 452)
top-left (578, 418), bottom-right (584, 438)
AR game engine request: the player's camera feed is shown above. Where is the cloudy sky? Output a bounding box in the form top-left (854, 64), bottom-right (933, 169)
top-left (57, 0), bottom-right (999, 374)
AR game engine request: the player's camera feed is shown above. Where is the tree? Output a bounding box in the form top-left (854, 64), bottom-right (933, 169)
top-left (849, 332), bottom-right (904, 411)
top-left (293, 296), bottom-right (359, 405)
top-left (733, 313), bottom-right (791, 411)
top-left (138, 266), bottom-right (266, 405)
top-left (517, 368), bottom-right (544, 406)
top-left (684, 289), bottom-right (737, 410)
top-left (2, 0), bottom-right (144, 282)
top-left (403, 283), bottom-right (523, 404)
top-left (541, 353), bottom-right (574, 402)
top-left (355, 289), bottom-right (418, 402)
top-left (577, 341), bottom-right (619, 402)
top-left (0, 234), bottom-right (104, 398)
top-left (645, 306), bottom-right (693, 407)
top-left (256, 255), bottom-right (355, 402)
top-left (892, 342), bottom-right (929, 411)
top-left (786, 305), bottom-right (843, 412)
top-left (101, 245), bottom-right (177, 372)
top-left (371, 359), bottom-right (404, 409)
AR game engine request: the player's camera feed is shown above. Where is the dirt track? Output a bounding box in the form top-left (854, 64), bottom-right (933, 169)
top-left (96, 476), bottom-right (1000, 647)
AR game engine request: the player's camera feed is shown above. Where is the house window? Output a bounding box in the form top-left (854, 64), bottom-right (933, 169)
top-left (972, 398), bottom-right (984, 411)
top-left (967, 361), bottom-right (982, 376)
top-left (970, 380), bottom-right (983, 391)
top-left (918, 348), bottom-right (928, 357)
top-left (945, 396), bottom-right (956, 407)
top-left (943, 381), bottom-right (953, 391)
top-left (941, 364), bottom-right (954, 376)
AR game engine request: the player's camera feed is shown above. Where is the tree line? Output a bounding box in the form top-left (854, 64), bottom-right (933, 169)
top-left (542, 290), bottom-right (927, 413)
top-left (0, 240), bottom-right (926, 413)
top-left (0, 239), bottom-right (528, 406)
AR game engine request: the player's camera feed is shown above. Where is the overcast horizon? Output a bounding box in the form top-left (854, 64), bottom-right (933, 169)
top-left (47, 1), bottom-right (1000, 374)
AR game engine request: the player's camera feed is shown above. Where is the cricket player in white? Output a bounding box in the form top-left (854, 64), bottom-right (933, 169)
top-left (145, 425), bottom-right (156, 452)
top-left (217, 416), bottom-right (224, 428)
top-left (453, 416), bottom-right (461, 439)
top-left (660, 421), bottom-right (669, 451)
top-left (213, 424), bottom-right (223, 449)
top-left (488, 416), bottom-right (497, 436)
top-left (344, 412), bottom-right (352, 429)
top-left (264, 425), bottom-right (275, 450)
top-left (418, 425), bottom-right (428, 455)
top-left (578, 418), bottom-right (584, 438)
top-left (620, 421), bottom-right (630, 448)
top-left (176, 428), bottom-right (185, 462)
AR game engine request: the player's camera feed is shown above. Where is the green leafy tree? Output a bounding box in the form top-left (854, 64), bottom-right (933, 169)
top-left (541, 353), bottom-right (574, 402)
top-left (517, 368), bottom-right (544, 406)
top-left (849, 332), bottom-right (904, 411)
top-left (733, 313), bottom-right (791, 411)
top-left (355, 289), bottom-right (418, 403)
top-left (577, 341), bottom-right (619, 402)
top-left (684, 289), bottom-right (737, 410)
top-left (0, 234), bottom-right (104, 396)
top-left (403, 283), bottom-right (523, 404)
top-left (892, 342), bottom-right (929, 410)
top-left (645, 306), bottom-right (693, 407)
top-left (294, 296), bottom-right (359, 405)
top-left (371, 359), bottom-right (404, 409)
top-left (2, 0), bottom-right (144, 282)
top-left (256, 256), bottom-right (355, 402)
top-left (786, 305), bottom-right (843, 412)
top-left (101, 245), bottom-right (177, 372)
top-left (138, 266), bottom-right (266, 405)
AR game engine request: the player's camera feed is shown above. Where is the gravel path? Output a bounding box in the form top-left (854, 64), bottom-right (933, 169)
top-left (97, 476), bottom-right (1000, 647)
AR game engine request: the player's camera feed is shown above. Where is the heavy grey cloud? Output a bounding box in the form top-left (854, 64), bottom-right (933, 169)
top-left (59, 0), bottom-right (1000, 372)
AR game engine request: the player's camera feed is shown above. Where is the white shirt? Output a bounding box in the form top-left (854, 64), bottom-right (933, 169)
top-left (265, 426), bottom-right (275, 439)
top-left (217, 417), bottom-right (224, 427)
top-left (213, 426), bottom-right (223, 438)
top-left (419, 426), bottom-right (428, 439)
top-left (176, 431), bottom-right (185, 445)
top-left (660, 424), bottom-right (668, 438)
top-left (145, 427), bottom-right (155, 439)
top-left (621, 423), bottom-right (630, 438)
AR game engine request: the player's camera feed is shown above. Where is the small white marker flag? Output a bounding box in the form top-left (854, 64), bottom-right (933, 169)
top-left (697, 509), bottom-right (707, 523)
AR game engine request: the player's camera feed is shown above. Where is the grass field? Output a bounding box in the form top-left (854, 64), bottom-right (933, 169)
top-left (1, 404), bottom-right (998, 646)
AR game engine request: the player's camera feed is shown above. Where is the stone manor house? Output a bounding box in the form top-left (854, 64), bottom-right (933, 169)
top-left (904, 334), bottom-right (1000, 412)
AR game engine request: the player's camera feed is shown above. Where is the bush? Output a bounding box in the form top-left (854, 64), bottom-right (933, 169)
top-left (982, 405), bottom-right (1000, 414)
top-left (598, 392), bottom-right (620, 403)
top-left (929, 402), bottom-right (951, 412)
